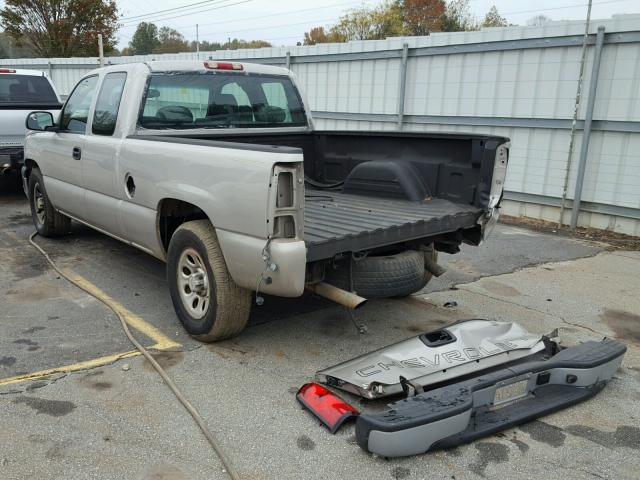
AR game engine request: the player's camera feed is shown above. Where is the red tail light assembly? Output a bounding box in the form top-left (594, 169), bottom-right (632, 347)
top-left (203, 61), bottom-right (243, 71)
top-left (297, 383), bottom-right (359, 434)
top-left (0, 69), bottom-right (17, 73)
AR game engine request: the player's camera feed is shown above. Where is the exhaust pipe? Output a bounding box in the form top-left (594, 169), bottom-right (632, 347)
top-left (306, 282), bottom-right (367, 310)
top-left (424, 255), bottom-right (447, 277)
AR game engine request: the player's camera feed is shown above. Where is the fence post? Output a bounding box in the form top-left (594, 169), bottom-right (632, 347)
top-left (570, 26), bottom-right (605, 230)
top-left (286, 51), bottom-right (291, 70)
top-left (397, 42), bottom-right (409, 129)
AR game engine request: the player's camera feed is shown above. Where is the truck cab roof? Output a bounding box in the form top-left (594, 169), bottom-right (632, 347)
top-left (89, 61), bottom-right (291, 78)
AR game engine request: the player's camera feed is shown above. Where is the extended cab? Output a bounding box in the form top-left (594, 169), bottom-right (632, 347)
top-left (23, 61), bottom-right (509, 341)
top-left (0, 68), bottom-right (62, 181)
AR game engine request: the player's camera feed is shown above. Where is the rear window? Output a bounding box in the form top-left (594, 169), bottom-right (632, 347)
top-left (139, 72), bottom-right (307, 129)
top-left (0, 74), bottom-right (59, 106)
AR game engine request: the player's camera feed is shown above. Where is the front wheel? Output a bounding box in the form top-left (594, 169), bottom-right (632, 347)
top-left (167, 220), bottom-right (251, 342)
top-left (28, 168), bottom-right (71, 237)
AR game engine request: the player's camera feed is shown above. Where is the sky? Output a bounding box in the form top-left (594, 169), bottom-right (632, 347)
top-left (1, 0), bottom-right (639, 49)
top-left (112, 0), bottom-right (640, 48)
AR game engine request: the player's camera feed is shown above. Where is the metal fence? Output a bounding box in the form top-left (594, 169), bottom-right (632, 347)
top-left (3, 14), bottom-right (640, 235)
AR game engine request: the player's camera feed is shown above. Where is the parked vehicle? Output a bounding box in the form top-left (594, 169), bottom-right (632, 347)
top-left (0, 68), bottom-right (62, 182)
top-left (22, 61), bottom-right (509, 341)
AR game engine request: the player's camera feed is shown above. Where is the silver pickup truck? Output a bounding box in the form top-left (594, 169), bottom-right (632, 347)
top-left (22, 60), bottom-right (508, 341)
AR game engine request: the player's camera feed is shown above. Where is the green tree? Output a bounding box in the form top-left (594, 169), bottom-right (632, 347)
top-left (0, 30), bottom-right (37, 58)
top-left (482, 5), bottom-right (508, 28)
top-left (189, 40), bottom-right (223, 51)
top-left (129, 22), bottom-right (159, 55)
top-left (0, 0), bottom-right (118, 57)
top-left (441, 0), bottom-right (478, 32)
top-left (221, 38), bottom-right (271, 50)
top-left (154, 26), bottom-right (188, 53)
top-left (328, 2), bottom-right (404, 41)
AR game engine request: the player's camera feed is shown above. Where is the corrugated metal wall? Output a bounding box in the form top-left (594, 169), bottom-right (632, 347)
top-left (3, 15), bottom-right (639, 235)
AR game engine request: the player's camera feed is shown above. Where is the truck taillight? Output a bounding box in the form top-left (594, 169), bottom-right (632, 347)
top-left (203, 61), bottom-right (243, 71)
top-left (270, 164), bottom-right (303, 240)
top-left (0, 69), bottom-right (16, 73)
top-left (297, 383), bottom-right (359, 434)
top-left (489, 143), bottom-right (508, 208)
top-left (274, 170), bottom-right (295, 238)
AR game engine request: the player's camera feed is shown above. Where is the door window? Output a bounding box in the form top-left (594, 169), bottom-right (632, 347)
top-left (92, 72), bottom-right (127, 136)
top-left (60, 76), bottom-right (98, 133)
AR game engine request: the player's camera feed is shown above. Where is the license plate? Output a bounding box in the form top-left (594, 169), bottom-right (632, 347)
top-left (493, 379), bottom-right (530, 407)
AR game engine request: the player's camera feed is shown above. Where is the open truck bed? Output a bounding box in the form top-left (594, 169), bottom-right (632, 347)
top-left (169, 130), bottom-right (508, 262)
top-left (304, 190), bottom-right (482, 262)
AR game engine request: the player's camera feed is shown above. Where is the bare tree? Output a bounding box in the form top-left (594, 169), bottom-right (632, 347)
top-left (527, 15), bottom-right (552, 27)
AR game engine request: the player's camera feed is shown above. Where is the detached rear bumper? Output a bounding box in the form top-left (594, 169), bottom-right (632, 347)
top-left (356, 339), bottom-right (626, 457)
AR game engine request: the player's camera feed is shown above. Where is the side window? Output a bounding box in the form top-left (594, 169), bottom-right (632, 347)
top-left (60, 76), bottom-right (98, 133)
top-left (92, 72), bottom-right (127, 136)
top-left (261, 82), bottom-right (292, 122)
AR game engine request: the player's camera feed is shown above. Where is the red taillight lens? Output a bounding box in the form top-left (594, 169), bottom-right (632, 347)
top-left (0, 69), bottom-right (17, 73)
top-left (203, 61), bottom-right (243, 71)
top-left (297, 383), bottom-right (359, 434)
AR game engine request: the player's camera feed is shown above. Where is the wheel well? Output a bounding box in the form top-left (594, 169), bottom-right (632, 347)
top-left (24, 159), bottom-right (39, 177)
top-left (158, 199), bottom-right (209, 254)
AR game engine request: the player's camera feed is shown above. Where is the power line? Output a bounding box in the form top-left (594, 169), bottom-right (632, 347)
top-left (168, 0), bottom-right (376, 31)
top-left (501, 0), bottom-right (630, 18)
top-left (120, 0), bottom-right (254, 25)
top-left (198, 16), bottom-right (350, 38)
top-left (114, 0), bottom-right (636, 47)
top-left (120, 0), bottom-right (232, 21)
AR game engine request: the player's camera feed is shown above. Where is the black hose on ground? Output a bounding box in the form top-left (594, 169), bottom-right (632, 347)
top-left (29, 232), bottom-right (241, 480)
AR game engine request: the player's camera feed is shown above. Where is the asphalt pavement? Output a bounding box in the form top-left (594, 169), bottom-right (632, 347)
top-left (1, 174), bottom-right (638, 480)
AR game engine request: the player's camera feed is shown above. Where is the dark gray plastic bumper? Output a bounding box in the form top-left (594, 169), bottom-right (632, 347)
top-left (356, 339), bottom-right (626, 457)
top-left (0, 146), bottom-right (24, 171)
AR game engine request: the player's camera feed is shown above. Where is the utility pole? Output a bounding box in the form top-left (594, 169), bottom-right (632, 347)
top-left (98, 34), bottom-right (105, 67)
top-left (196, 24), bottom-right (200, 56)
top-left (558, 0), bottom-right (592, 227)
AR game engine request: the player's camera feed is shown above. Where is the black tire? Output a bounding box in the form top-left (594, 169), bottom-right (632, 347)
top-left (28, 168), bottom-right (71, 237)
top-left (325, 249), bottom-right (430, 298)
top-left (167, 220), bottom-right (251, 342)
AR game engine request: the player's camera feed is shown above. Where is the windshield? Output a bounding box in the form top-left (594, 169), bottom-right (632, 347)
top-left (139, 72), bottom-right (308, 130)
top-left (0, 74), bottom-right (59, 106)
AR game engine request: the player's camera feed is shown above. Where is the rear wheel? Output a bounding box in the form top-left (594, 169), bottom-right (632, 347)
top-left (167, 220), bottom-right (251, 342)
top-left (28, 168), bottom-right (71, 237)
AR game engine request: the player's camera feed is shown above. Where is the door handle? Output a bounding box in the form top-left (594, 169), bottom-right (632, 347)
top-left (72, 147), bottom-right (81, 160)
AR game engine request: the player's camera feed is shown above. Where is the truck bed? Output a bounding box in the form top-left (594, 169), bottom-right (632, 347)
top-left (304, 190), bottom-right (482, 261)
top-left (157, 130), bottom-right (506, 262)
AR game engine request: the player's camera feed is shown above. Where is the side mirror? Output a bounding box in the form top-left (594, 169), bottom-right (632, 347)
top-left (26, 111), bottom-right (55, 131)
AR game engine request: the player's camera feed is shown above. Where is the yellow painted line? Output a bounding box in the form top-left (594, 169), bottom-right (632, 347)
top-left (63, 269), bottom-right (180, 350)
top-left (0, 350), bottom-right (141, 387)
top-left (0, 268), bottom-right (181, 387)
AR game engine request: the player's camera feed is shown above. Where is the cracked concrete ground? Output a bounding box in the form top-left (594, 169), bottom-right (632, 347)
top-left (1, 180), bottom-right (639, 480)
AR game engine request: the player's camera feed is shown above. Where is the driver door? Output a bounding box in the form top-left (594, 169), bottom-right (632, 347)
top-left (43, 75), bottom-right (98, 221)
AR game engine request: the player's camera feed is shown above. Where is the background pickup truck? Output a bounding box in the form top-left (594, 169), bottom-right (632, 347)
top-left (22, 60), bottom-right (509, 341)
top-left (0, 68), bottom-right (62, 184)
